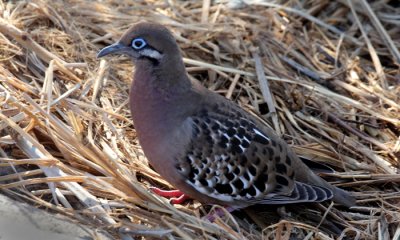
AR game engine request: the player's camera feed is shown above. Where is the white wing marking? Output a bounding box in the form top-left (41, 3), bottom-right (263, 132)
top-left (253, 128), bottom-right (270, 141)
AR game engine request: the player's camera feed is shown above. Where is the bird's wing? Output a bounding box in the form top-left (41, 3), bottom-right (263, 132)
top-left (175, 104), bottom-right (333, 204)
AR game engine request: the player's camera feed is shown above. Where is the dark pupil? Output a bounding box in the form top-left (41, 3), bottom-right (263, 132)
top-left (134, 40), bottom-right (143, 48)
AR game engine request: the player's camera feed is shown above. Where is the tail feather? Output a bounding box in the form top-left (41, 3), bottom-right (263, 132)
top-left (308, 170), bottom-right (356, 207)
top-left (294, 158), bottom-right (356, 207)
top-left (332, 186), bottom-right (356, 207)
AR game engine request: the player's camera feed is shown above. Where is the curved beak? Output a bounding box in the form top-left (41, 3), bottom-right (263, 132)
top-left (97, 42), bottom-right (127, 58)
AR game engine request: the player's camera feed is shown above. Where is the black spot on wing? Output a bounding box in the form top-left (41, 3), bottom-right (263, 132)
top-left (285, 156), bottom-right (291, 165)
top-left (249, 165), bottom-right (257, 176)
top-left (266, 147), bottom-right (274, 156)
top-left (247, 186), bottom-right (257, 196)
top-left (233, 179), bottom-right (244, 189)
top-left (220, 135), bottom-right (229, 144)
top-left (237, 127), bottom-right (246, 136)
top-left (276, 163), bottom-right (287, 174)
top-left (239, 156), bottom-right (247, 166)
top-left (225, 120), bottom-right (234, 128)
top-left (231, 144), bottom-right (243, 154)
top-left (254, 173), bottom-right (268, 192)
top-left (215, 183), bottom-right (233, 194)
top-left (276, 175), bottom-right (289, 186)
top-left (262, 165), bottom-right (269, 173)
top-left (211, 122), bottom-right (220, 131)
top-left (239, 186), bottom-right (257, 197)
top-left (226, 172), bottom-right (235, 181)
top-left (227, 128), bottom-right (236, 137)
top-left (243, 171), bottom-right (250, 181)
top-left (242, 139), bottom-right (250, 148)
top-left (200, 122), bottom-right (207, 130)
top-left (188, 171), bottom-right (195, 181)
top-left (231, 136), bottom-right (241, 146)
top-left (205, 135), bottom-right (213, 144)
top-left (199, 178), bottom-right (208, 187)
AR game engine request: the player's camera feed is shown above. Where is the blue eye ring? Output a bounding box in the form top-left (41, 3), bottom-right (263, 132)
top-left (131, 38), bottom-right (147, 50)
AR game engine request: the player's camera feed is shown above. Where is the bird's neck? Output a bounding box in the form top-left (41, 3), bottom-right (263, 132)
top-left (139, 58), bottom-right (189, 92)
top-left (129, 58), bottom-right (191, 145)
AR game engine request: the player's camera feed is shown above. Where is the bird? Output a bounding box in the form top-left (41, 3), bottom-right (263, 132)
top-left (97, 21), bottom-right (355, 209)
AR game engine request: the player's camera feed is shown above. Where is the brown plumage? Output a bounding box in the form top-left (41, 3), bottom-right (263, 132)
top-left (97, 21), bottom-right (355, 208)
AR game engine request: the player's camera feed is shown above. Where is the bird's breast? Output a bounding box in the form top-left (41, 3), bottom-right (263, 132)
top-left (129, 77), bottom-right (170, 149)
top-left (129, 71), bottom-right (192, 176)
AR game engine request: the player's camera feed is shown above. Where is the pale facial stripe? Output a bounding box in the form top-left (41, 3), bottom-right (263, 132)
top-left (139, 49), bottom-right (163, 59)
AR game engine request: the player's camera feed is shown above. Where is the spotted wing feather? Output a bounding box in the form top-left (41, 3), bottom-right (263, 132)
top-left (175, 104), bottom-right (333, 206)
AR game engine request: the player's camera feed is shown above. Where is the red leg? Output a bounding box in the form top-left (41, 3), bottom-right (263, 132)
top-left (150, 187), bottom-right (184, 198)
top-left (150, 187), bottom-right (190, 204)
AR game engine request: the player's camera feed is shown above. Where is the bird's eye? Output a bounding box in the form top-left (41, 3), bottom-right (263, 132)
top-left (131, 38), bottom-right (147, 50)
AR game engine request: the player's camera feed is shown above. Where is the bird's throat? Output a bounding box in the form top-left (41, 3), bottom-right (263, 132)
top-left (134, 59), bottom-right (190, 96)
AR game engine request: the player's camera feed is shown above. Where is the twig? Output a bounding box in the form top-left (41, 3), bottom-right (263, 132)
top-left (347, 0), bottom-right (388, 89)
top-left (252, 49), bottom-right (280, 134)
top-left (359, 0), bottom-right (400, 64)
top-left (0, 18), bottom-right (65, 64)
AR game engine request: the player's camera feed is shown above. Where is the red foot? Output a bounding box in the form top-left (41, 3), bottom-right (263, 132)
top-left (150, 187), bottom-right (190, 204)
top-left (170, 194), bottom-right (190, 204)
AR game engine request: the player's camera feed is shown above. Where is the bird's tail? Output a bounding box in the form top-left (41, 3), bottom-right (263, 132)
top-left (307, 170), bottom-right (356, 207)
top-left (288, 149), bottom-right (356, 207)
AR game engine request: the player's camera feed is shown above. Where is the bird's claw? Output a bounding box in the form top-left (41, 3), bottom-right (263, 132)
top-left (150, 187), bottom-right (189, 204)
top-left (169, 194), bottom-right (190, 204)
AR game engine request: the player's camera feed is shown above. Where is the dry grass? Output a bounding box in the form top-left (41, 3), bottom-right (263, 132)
top-left (0, 0), bottom-right (399, 239)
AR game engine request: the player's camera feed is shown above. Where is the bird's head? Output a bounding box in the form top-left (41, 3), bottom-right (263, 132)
top-left (97, 21), bottom-right (180, 65)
